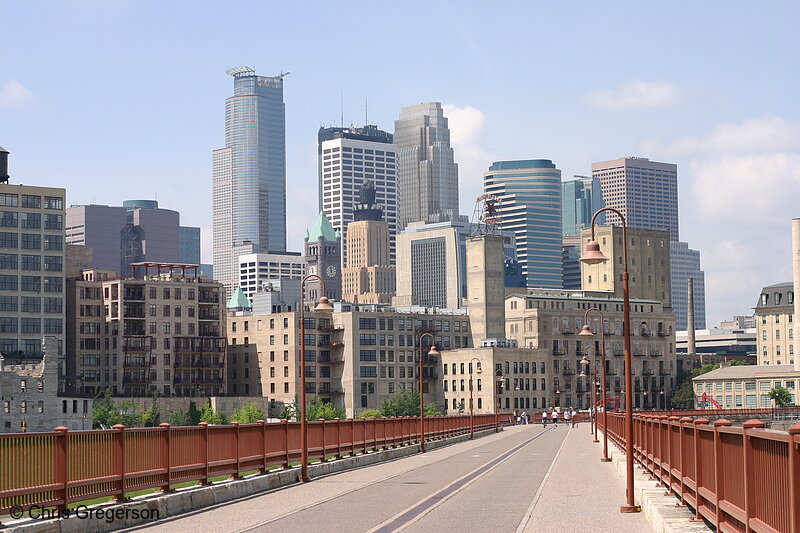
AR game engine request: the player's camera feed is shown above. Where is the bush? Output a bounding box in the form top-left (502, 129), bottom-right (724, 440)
top-left (230, 402), bottom-right (265, 424)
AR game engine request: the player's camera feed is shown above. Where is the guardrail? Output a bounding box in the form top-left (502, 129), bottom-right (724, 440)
top-left (599, 411), bottom-right (800, 533)
top-left (0, 413), bottom-right (510, 519)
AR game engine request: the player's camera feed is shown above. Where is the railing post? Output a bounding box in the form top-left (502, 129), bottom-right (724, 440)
top-left (319, 419), bottom-right (327, 462)
top-left (664, 416), bottom-right (679, 493)
top-left (159, 423), bottom-right (173, 492)
top-left (677, 417), bottom-right (693, 507)
top-left (713, 419), bottom-right (732, 528)
top-left (199, 421), bottom-right (210, 485)
top-left (282, 418), bottom-right (290, 468)
top-left (692, 418), bottom-right (709, 521)
top-left (788, 423), bottom-right (800, 533)
top-left (231, 422), bottom-right (241, 479)
top-left (258, 419), bottom-right (267, 474)
top-left (112, 424), bottom-right (127, 501)
top-left (742, 418), bottom-right (765, 533)
top-left (54, 426), bottom-right (69, 511)
top-left (334, 418), bottom-right (342, 459)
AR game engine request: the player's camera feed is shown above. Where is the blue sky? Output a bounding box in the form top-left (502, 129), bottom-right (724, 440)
top-left (2, 1), bottom-right (799, 327)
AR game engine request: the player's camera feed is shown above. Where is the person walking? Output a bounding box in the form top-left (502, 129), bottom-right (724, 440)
top-left (541, 410), bottom-right (548, 426)
top-left (571, 408), bottom-right (577, 428)
top-left (551, 409), bottom-right (558, 427)
top-left (564, 409), bottom-right (571, 428)
top-left (521, 411), bottom-right (528, 425)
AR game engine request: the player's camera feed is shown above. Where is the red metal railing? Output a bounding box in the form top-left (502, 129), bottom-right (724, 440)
top-left (0, 414), bottom-right (509, 518)
top-left (599, 411), bottom-right (800, 533)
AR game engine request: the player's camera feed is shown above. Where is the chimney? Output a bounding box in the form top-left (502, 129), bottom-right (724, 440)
top-left (793, 219), bottom-right (800, 371)
top-left (687, 277), bottom-right (697, 364)
top-left (0, 146), bottom-right (9, 183)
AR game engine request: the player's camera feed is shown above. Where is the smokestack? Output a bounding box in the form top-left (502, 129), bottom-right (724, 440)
top-left (687, 277), bottom-right (697, 364)
top-left (0, 147), bottom-right (9, 183)
top-left (793, 219), bottom-right (800, 371)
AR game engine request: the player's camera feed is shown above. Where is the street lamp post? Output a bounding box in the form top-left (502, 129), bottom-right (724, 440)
top-left (580, 308), bottom-right (611, 462)
top-left (580, 207), bottom-right (640, 512)
top-left (468, 358), bottom-right (482, 439)
top-left (418, 332), bottom-right (439, 453)
top-left (298, 274), bottom-right (333, 483)
top-left (579, 347), bottom-right (599, 443)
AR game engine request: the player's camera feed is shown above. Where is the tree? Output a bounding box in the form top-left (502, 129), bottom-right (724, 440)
top-left (381, 391), bottom-right (421, 417)
top-left (141, 394), bottom-right (160, 427)
top-left (423, 403), bottom-right (442, 416)
top-left (187, 401), bottom-right (202, 425)
top-left (354, 409), bottom-right (382, 419)
top-left (230, 402), bottom-right (265, 424)
top-left (769, 386), bottom-right (793, 407)
top-left (199, 401), bottom-right (227, 425)
top-left (168, 408), bottom-right (192, 426)
top-left (92, 389), bottom-right (146, 428)
top-left (306, 397), bottom-right (345, 420)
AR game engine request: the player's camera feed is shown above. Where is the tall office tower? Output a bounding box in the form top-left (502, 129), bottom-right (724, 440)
top-left (580, 225), bottom-right (672, 308)
top-left (318, 125), bottom-right (397, 266)
top-left (592, 157), bottom-right (679, 241)
top-left (561, 175), bottom-right (604, 236)
top-left (394, 220), bottom-right (517, 309)
top-left (483, 160), bottom-right (563, 289)
top-left (179, 227), bottom-right (201, 265)
top-left (670, 241), bottom-right (706, 331)
top-left (213, 67), bottom-right (287, 297)
top-left (0, 149), bottom-right (67, 388)
top-left (237, 251), bottom-right (305, 300)
top-left (394, 102), bottom-right (459, 230)
top-left (304, 212), bottom-right (341, 301)
top-left (341, 181), bottom-right (396, 304)
top-left (561, 234), bottom-right (582, 290)
top-left (66, 200), bottom-right (196, 277)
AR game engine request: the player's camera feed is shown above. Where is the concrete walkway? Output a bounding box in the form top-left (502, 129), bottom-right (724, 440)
top-left (517, 423), bottom-right (652, 533)
top-left (121, 422), bottom-right (653, 533)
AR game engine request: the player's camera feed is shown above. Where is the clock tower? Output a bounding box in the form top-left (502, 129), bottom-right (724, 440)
top-left (304, 211), bottom-right (342, 301)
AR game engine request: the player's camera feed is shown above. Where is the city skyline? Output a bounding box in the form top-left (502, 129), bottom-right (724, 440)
top-left (2, 2), bottom-right (798, 327)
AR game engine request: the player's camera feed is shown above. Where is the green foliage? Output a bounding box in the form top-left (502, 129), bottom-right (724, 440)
top-left (423, 402), bottom-right (442, 416)
top-left (279, 394), bottom-right (299, 421)
top-left (769, 386), bottom-right (793, 407)
top-left (457, 399), bottom-right (465, 414)
top-left (199, 402), bottom-right (227, 425)
top-left (230, 402), bottom-right (265, 424)
top-left (381, 391), bottom-right (421, 417)
top-left (306, 397), bottom-right (345, 420)
top-left (354, 409), bottom-right (382, 419)
top-left (168, 408), bottom-right (192, 426)
top-left (187, 401), bottom-right (202, 425)
top-left (92, 389), bottom-right (158, 428)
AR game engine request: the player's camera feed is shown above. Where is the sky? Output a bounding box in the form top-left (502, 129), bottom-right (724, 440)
top-left (1, 1), bottom-right (798, 328)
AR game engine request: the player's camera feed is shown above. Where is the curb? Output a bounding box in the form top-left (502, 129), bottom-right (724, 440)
top-left (3, 427), bottom-right (501, 532)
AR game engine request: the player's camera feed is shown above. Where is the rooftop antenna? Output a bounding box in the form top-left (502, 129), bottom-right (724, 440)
top-left (365, 97), bottom-right (368, 125)
top-left (340, 93), bottom-right (344, 128)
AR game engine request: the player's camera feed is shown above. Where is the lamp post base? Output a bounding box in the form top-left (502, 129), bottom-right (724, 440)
top-left (592, 438), bottom-right (599, 443)
top-left (600, 457), bottom-right (612, 462)
top-left (298, 475), bottom-right (311, 483)
top-left (620, 504), bottom-right (641, 513)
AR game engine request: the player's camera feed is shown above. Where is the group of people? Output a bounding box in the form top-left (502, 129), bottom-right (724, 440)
top-left (514, 408), bottom-right (579, 428)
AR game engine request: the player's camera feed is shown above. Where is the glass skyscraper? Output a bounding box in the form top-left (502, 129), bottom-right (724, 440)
top-left (213, 67), bottom-right (287, 297)
top-left (561, 175), bottom-right (604, 236)
top-left (484, 160), bottom-right (563, 289)
top-left (394, 103), bottom-right (459, 230)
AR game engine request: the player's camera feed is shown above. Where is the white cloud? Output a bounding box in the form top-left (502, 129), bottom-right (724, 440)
top-left (584, 80), bottom-right (679, 110)
top-left (0, 80), bottom-right (35, 109)
top-left (442, 104), bottom-right (497, 216)
top-left (641, 116), bottom-right (800, 155)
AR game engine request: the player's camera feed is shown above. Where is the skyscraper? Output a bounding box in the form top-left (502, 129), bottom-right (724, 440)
top-left (66, 200), bottom-right (197, 276)
top-left (561, 175), bottom-right (604, 236)
top-left (394, 103), bottom-right (459, 230)
top-left (670, 241), bottom-right (707, 331)
top-left (318, 125), bottom-right (397, 266)
top-left (592, 157), bottom-right (679, 241)
top-left (213, 67), bottom-right (287, 297)
top-left (483, 160), bottom-right (563, 289)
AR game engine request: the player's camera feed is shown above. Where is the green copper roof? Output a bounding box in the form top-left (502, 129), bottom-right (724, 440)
top-left (306, 211), bottom-right (339, 242)
top-left (226, 287), bottom-right (252, 309)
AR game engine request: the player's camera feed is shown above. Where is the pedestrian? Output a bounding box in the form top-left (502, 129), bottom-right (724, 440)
top-left (571, 409), bottom-right (577, 428)
top-left (514, 410), bottom-right (519, 425)
top-left (564, 409), bottom-right (571, 427)
top-left (551, 409), bottom-right (558, 427)
top-left (541, 410), bottom-right (548, 426)
top-left (521, 411), bottom-right (528, 425)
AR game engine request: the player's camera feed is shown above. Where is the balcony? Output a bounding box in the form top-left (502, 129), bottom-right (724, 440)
top-left (658, 369), bottom-right (671, 376)
top-left (415, 324), bottom-right (437, 335)
top-left (317, 324), bottom-right (344, 333)
top-left (318, 352), bottom-right (344, 364)
top-left (633, 352), bottom-right (646, 357)
top-left (123, 289), bottom-right (145, 301)
top-left (551, 350), bottom-right (566, 356)
top-left (123, 336), bottom-right (151, 352)
top-left (640, 331), bottom-right (650, 337)
top-left (657, 331), bottom-right (669, 337)
top-left (561, 329), bottom-right (574, 335)
top-left (562, 369), bottom-right (575, 376)
top-left (173, 357), bottom-right (225, 368)
top-left (174, 336), bottom-right (225, 353)
top-left (641, 369), bottom-right (654, 376)
top-left (329, 388), bottom-right (344, 395)
top-left (422, 371), bottom-right (438, 380)
top-left (198, 310), bottom-right (220, 321)
top-left (122, 374), bottom-right (150, 385)
top-left (198, 293), bottom-right (220, 304)
top-left (174, 376), bottom-right (224, 385)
